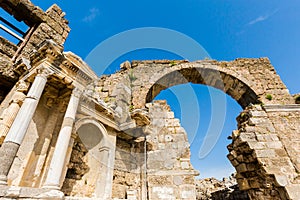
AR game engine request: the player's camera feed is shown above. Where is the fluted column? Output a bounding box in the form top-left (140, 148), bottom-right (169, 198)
top-left (0, 80), bottom-right (29, 145)
top-left (0, 67), bottom-right (53, 185)
top-left (43, 88), bottom-right (82, 190)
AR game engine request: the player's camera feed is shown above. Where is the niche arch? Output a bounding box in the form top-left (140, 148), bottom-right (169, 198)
top-left (62, 117), bottom-right (114, 199)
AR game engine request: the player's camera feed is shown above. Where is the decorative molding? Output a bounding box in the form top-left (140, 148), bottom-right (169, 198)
top-left (36, 66), bottom-right (54, 78)
top-left (71, 87), bottom-right (83, 98)
top-left (15, 80), bottom-right (30, 93)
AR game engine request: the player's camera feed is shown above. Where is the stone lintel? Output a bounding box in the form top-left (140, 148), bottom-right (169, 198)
top-left (263, 104), bottom-right (300, 112)
top-left (77, 102), bottom-right (119, 131)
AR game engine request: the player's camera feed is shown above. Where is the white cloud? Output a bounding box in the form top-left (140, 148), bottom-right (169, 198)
top-left (248, 9), bottom-right (279, 26)
top-left (82, 8), bottom-right (100, 22)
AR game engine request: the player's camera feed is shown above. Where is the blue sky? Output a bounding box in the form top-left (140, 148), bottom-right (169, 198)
top-left (2, 0), bottom-right (300, 179)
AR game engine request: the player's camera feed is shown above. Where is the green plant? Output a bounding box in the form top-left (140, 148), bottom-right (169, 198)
top-left (129, 104), bottom-right (134, 112)
top-left (265, 94), bottom-right (273, 101)
top-left (169, 61), bottom-right (177, 66)
top-left (104, 96), bottom-right (110, 103)
top-left (128, 69), bottom-right (137, 81)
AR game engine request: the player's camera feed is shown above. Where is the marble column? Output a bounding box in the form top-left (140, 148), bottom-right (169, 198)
top-left (0, 81), bottom-right (28, 145)
top-left (43, 88), bottom-right (82, 190)
top-left (0, 67), bottom-right (53, 185)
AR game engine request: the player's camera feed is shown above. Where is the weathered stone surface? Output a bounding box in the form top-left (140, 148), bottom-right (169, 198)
top-left (195, 174), bottom-right (249, 200)
top-left (0, 1), bottom-right (300, 200)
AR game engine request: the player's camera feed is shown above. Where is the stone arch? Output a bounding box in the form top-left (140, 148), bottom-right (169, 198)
top-left (130, 62), bottom-right (262, 109)
top-left (145, 66), bottom-right (260, 108)
top-left (62, 117), bottom-right (114, 198)
top-left (74, 117), bottom-right (110, 149)
top-left (126, 60), bottom-right (298, 199)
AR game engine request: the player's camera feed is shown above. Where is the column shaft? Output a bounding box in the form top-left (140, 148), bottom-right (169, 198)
top-left (43, 89), bottom-right (81, 189)
top-left (0, 68), bottom-right (52, 185)
top-left (0, 101), bottom-right (22, 145)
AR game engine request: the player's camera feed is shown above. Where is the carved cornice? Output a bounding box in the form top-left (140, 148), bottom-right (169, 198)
top-left (29, 40), bottom-right (95, 86)
top-left (30, 40), bottom-right (64, 67)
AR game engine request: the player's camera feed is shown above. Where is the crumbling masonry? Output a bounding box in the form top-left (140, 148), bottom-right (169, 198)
top-left (0, 1), bottom-right (299, 199)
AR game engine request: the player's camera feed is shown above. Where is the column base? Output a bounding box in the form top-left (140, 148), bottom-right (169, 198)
top-left (42, 184), bottom-right (60, 190)
top-left (0, 141), bottom-right (20, 186)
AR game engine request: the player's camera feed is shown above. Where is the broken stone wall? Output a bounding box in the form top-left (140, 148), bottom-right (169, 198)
top-left (195, 174), bottom-right (249, 200)
top-left (61, 138), bottom-right (90, 197)
top-left (0, 0), bottom-right (70, 103)
top-left (227, 104), bottom-right (300, 200)
top-left (146, 100), bottom-right (197, 200)
top-left (112, 138), bottom-right (141, 199)
top-left (0, 37), bottom-right (18, 102)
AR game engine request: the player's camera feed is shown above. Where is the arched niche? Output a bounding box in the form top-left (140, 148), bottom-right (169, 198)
top-left (62, 117), bottom-right (114, 199)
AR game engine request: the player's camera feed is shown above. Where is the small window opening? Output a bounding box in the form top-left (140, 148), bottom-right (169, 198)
top-left (0, 8), bottom-right (29, 45)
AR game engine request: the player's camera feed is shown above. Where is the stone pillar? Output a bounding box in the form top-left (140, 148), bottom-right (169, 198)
top-left (95, 147), bottom-right (110, 198)
top-left (0, 80), bottom-right (29, 145)
top-left (94, 145), bottom-right (116, 199)
top-left (43, 88), bottom-right (82, 190)
top-left (0, 67), bottom-right (53, 185)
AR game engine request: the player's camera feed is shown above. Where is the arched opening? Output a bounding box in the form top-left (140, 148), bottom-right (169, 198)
top-left (154, 83), bottom-right (242, 180)
top-left (144, 68), bottom-right (258, 198)
top-left (62, 119), bottom-right (113, 198)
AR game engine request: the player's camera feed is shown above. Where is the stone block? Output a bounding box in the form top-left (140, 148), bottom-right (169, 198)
top-left (237, 178), bottom-right (250, 190)
top-left (248, 141), bottom-right (266, 150)
top-left (266, 141), bottom-right (282, 149)
top-left (165, 134), bottom-right (173, 142)
top-left (167, 111), bottom-right (174, 119)
top-left (285, 184), bottom-right (300, 199)
top-left (239, 132), bottom-right (257, 142)
top-left (151, 186), bottom-right (175, 200)
top-left (181, 161), bottom-right (190, 169)
top-left (255, 149), bottom-right (276, 158)
top-left (236, 163), bottom-right (247, 173)
top-left (5, 186), bottom-right (20, 198)
top-left (158, 143), bottom-right (165, 150)
top-left (249, 179), bottom-right (260, 188)
top-left (173, 176), bottom-right (183, 185)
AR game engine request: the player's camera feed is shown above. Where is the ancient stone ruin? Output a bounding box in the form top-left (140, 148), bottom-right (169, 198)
top-left (0, 0), bottom-right (299, 199)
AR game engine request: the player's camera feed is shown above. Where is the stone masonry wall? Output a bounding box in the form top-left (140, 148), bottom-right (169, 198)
top-left (126, 59), bottom-right (293, 109)
top-left (145, 100), bottom-right (197, 200)
top-left (112, 138), bottom-right (141, 199)
top-left (61, 138), bottom-right (90, 197)
top-left (0, 1), bottom-right (70, 103)
top-left (0, 37), bottom-right (18, 102)
top-left (227, 104), bottom-right (300, 199)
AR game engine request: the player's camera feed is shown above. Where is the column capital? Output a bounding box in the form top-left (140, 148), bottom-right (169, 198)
top-left (72, 87), bottom-right (83, 98)
top-left (36, 66), bottom-right (54, 79)
top-left (16, 80), bottom-right (30, 93)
